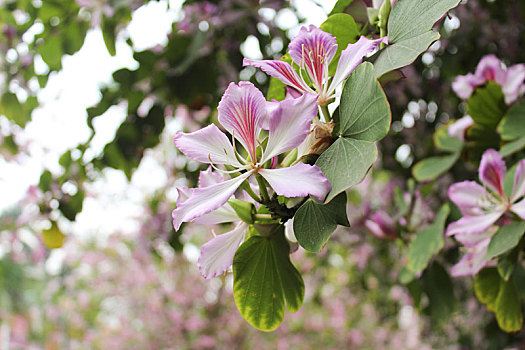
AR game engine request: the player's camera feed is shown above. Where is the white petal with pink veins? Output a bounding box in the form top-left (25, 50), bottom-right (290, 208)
top-left (445, 211), bottom-right (504, 236)
top-left (479, 149), bottom-right (507, 198)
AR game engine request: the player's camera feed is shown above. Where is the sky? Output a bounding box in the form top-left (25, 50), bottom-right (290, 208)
top-left (0, 0), bottom-right (336, 237)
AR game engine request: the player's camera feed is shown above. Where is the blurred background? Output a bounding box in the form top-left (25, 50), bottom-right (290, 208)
top-left (0, 0), bottom-right (525, 348)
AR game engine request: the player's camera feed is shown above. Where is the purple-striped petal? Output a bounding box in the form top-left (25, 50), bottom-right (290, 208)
top-left (198, 167), bottom-right (225, 188)
top-left (445, 211), bottom-right (504, 236)
top-left (475, 55), bottom-right (506, 85)
top-left (448, 181), bottom-right (489, 216)
top-left (174, 125), bottom-right (241, 167)
top-left (479, 149), bottom-right (506, 198)
top-left (218, 82), bottom-right (267, 161)
top-left (288, 25), bottom-right (338, 90)
top-left (503, 64), bottom-right (525, 105)
top-left (511, 198), bottom-right (525, 220)
top-left (448, 115), bottom-right (474, 141)
top-left (450, 238), bottom-right (491, 277)
top-left (197, 222), bottom-right (248, 279)
top-left (511, 159), bottom-right (525, 203)
top-left (243, 58), bottom-right (310, 94)
top-left (258, 163), bottom-right (330, 201)
top-left (452, 73), bottom-right (484, 100)
top-left (172, 171), bottom-right (252, 231)
top-left (328, 36), bottom-right (388, 97)
top-left (262, 93), bottom-right (318, 162)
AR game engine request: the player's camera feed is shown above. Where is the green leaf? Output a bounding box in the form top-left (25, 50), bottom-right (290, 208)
top-left (233, 226), bottom-right (304, 331)
top-left (266, 77), bottom-right (286, 102)
top-left (412, 153), bottom-right (459, 182)
top-left (320, 14), bottom-right (360, 75)
top-left (39, 170), bottom-right (52, 192)
top-left (497, 247), bottom-right (519, 282)
top-left (434, 124), bottom-right (464, 153)
top-left (498, 101), bottom-right (525, 141)
top-left (228, 199), bottom-right (255, 224)
top-left (316, 138), bottom-right (377, 203)
top-left (336, 63), bottom-right (391, 141)
top-left (467, 82), bottom-right (507, 129)
top-left (374, 32), bottom-right (439, 78)
top-left (1, 92), bottom-right (27, 127)
top-left (59, 190), bottom-right (85, 221)
top-left (406, 204), bottom-right (449, 273)
top-left (422, 262), bottom-right (456, 321)
top-left (500, 135), bottom-right (525, 157)
top-left (329, 0), bottom-right (355, 15)
top-left (38, 35), bottom-right (62, 70)
top-left (474, 268), bottom-right (501, 312)
top-left (293, 192), bottom-right (349, 252)
top-left (486, 222), bottom-right (525, 260)
top-left (102, 18), bottom-right (117, 56)
top-left (495, 279), bottom-right (523, 333)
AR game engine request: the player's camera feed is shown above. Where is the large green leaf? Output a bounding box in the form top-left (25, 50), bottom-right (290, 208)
top-left (233, 226), bottom-right (304, 331)
top-left (406, 204), bottom-right (449, 273)
top-left (474, 268), bottom-right (501, 312)
top-left (498, 101), bottom-right (525, 141)
top-left (38, 34), bottom-right (63, 70)
top-left (320, 14), bottom-right (360, 75)
top-left (293, 192), bottom-right (349, 252)
top-left (412, 154), bottom-right (459, 182)
top-left (495, 279), bottom-right (523, 333)
top-left (329, 0), bottom-right (355, 15)
top-left (0, 92), bottom-right (28, 127)
top-left (374, 0), bottom-right (461, 77)
top-left (466, 82), bottom-right (507, 129)
top-left (316, 63), bottom-right (389, 202)
top-left (434, 124), bottom-right (464, 153)
top-left (486, 222), bottom-right (525, 260)
top-left (422, 262), bottom-right (456, 321)
top-left (500, 135), bottom-right (525, 157)
top-left (316, 138), bottom-right (377, 203)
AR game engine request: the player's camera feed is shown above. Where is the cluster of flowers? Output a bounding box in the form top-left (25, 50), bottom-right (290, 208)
top-left (172, 25), bottom-right (386, 279)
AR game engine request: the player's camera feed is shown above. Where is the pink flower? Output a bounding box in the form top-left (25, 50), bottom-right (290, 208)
top-left (364, 210), bottom-right (397, 239)
top-left (450, 227), bottom-right (497, 277)
top-left (452, 55), bottom-right (525, 105)
top-left (446, 149), bottom-right (525, 237)
top-left (448, 115), bottom-right (474, 141)
top-left (243, 25), bottom-right (387, 105)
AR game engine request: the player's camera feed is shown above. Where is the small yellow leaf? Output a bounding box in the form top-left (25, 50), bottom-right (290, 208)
top-left (42, 222), bottom-right (65, 249)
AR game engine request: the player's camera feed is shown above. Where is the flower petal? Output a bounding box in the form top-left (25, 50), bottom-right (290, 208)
top-left (174, 124), bottom-right (241, 167)
top-left (288, 25), bottom-right (338, 89)
top-left (445, 211), bottom-right (503, 236)
top-left (503, 64), bottom-right (525, 105)
top-left (258, 163), bottom-right (330, 201)
top-left (479, 149), bottom-right (506, 197)
top-left (450, 238), bottom-right (491, 277)
top-left (329, 36), bottom-right (388, 96)
top-left (451, 73), bottom-right (483, 100)
top-left (448, 115), bottom-right (474, 141)
top-left (454, 226), bottom-right (498, 248)
top-left (511, 159), bottom-right (525, 203)
top-left (172, 171), bottom-right (252, 231)
top-left (193, 203), bottom-right (239, 225)
top-left (198, 222), bottom-right (248, 279)
top-left (448, 181), bottom-right (489, 216)
top-left (511, 198), bottom-right (525, 220)
top-left (262, 93), bottom-right (319, 162)
top-left (475, 54), bottom-right (506, 84)
top-left (198, 167), bottom-right (225, 188)
top-left (218, 81), bottom-right (267, 160)
top-left (243, 58), bottom-right (310, 94)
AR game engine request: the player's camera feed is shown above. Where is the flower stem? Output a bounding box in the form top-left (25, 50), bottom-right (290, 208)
top-left (256, 174), bottom-right (270, 203)
top-left (320, 104), bottom-right (331, 122)
top-left (254, 214), bottom-right (273, 220)
top-left (241, 180), bottom-right (261, 203)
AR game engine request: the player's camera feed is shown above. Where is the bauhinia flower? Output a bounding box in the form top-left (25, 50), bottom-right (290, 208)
top-left (243, 25), bottom-right (387, 105)
top-left (452, 55), bottom-right (525, 105)
top-left (446, 149), bottom-right (525, 237)
top-left (172, 81), bottom-right (330, 231)
top-left (448, 115), bottom-right (474, 142)
top-left (449, 227), bottom-right (497, 277)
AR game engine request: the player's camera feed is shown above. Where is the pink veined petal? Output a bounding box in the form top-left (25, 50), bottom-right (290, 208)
top-left (475, 54), bottom-right (506, 85)
top-left (258, 163), bottom-right (330, 201)
top-left (448, 181), bottom-right (489, 216)
top-left (450, 238), bottom-right (491, 277)
top-left (288, 25), bottom-right (338, 90)
top-left (502, 64), bottom-right (525, 105)
top-left (448, 115), bottom-right (474, 141)
top-left (479, 149), bottom-right (507, 198)
top-left (217, 81), bottom-right (267, 161)
top-left (175, 186), bottom-right (191, 206)
top-left (172, 171), bottom-right (252, 231)
top-left (451, 73), bottom-right (483, 100)
top-left (243, 58), bottom-right (311, 94)
top-left (511, 159), bottom-right (525, 203)
top-left (454, 226), bottom-right (498, 248)
top-left (193, 203), bottom-right (240, 225)
top-left (198, 222), bottom-right (248, 279)
top-left (262, 93), bottom-right (318, 162)
top-left (511, 198), bottom-right (525, 220)
top-left (198, 167), bottom-right (225, 188)
top-left (328, 36), bottom-right (388, 97)
top-left (174, 124), bottom-right (241, 167)
top-left (445, 211), bottom-right (504, 236)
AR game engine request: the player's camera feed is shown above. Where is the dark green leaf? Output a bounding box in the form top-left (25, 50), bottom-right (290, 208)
top-left (39, 170), bottom-right (52, 192)
top-left (233, 226), bottom-right (304, 331)
top-left (486, 222), bottom-right (525, 260)
top-left (498, 101), bottom-right (525, 141)
top-left (329, 0), bottom-right (355, 15)
top-left (500, 135), bottom-right (525, 157)
top-left (38, 35), bottom-right (62, 70)
top-left (293, 192), bottom-right (349, 252)
top-left (412, 154), bottom-right (459, 182)
top-left (59, 190), bottom-right (85, 221)
top-left (406, 204), bottom-right (449, 273)
top-left (422, 262), bottom-right (456, 321)
top-left (495, 279), bottom-right (523, 333)
top-left (102, 18), bottom-right (117, 56)
top-left (1, 92), bottom-right (27, 127)
top-left (466, 82), bottom-right (507, 129)
top-left (474, 268), bottom-right (501, 312)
